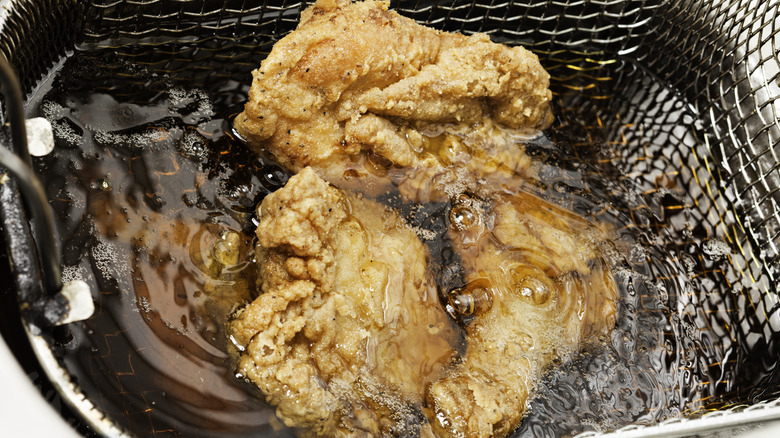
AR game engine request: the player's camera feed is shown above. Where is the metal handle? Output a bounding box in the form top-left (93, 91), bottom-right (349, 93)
top-left (0, 54), bottom-right (62, 297)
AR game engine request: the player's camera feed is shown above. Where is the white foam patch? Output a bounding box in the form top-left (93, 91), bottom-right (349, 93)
top-left (438, 166), bottom-right (473, 200)
top-left (412, 227), bottom-right (436, 241)
top-left (168, 87), bottom-right (215, 119)
top-left (41, 100), bottom-right (70, 120)
top-left (61, 264), bottom-right (85, 284)
top-left (90, 237), bottom-right (130, 281)
top-left (135, 295), bottom-right (153, 321)
top-left (51, 120), bottom-right (83, 146)
top-left (93, 128), bottom-right (170, 151)
top-left (41, 100), bottom-right (83, 146)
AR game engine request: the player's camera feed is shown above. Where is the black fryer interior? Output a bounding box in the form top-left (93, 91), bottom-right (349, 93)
top-left (0, 0), bottom-right (778, 437)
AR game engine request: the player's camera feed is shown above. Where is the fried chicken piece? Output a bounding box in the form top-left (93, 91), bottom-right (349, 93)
top-left (234, 0), bottom-right (552, 196)
top-left (426, 192), bottom-right (617, 438)
top-left (229, 167), bottom-right (459, 437)
top-left (231, 4), bottom-right (615, 436)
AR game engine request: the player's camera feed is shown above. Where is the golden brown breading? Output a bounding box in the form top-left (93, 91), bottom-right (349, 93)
top-left (426, 193), bottom-right (618, 438)
top-left (391, 119), bottom-right (537, 202)
top-left (234, 0), bottom-right (553, 196)
top-left (230, 2), bottom-right (617, 437)
top-left (229, 168), bottom-right (459, 437)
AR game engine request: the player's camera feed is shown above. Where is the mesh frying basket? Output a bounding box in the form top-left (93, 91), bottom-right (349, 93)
top-left (0, 0), bottom-right (778, 437)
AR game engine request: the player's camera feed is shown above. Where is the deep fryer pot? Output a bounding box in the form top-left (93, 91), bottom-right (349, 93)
top-left (0, 0), bottom-right (778, 436)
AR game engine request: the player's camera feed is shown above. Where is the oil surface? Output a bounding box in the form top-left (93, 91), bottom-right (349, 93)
top-left (26, 46), bottom-right (766, 438)
top-left (30, 51), bottom-right (293, 437)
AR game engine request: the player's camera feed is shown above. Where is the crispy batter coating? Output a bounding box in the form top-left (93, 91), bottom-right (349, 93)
top-left (230, 2), bottom-right (617, 437)
top-left (391, 119), bottom-right (537, 203)
top-left (234, 0), bottom-right (553, 194)
top-left (426, 193), bottom-right (618, 438)
top-left (229, 168), bottom-right (458, 437)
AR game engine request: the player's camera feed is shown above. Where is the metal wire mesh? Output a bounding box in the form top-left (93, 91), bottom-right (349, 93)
top-left (1, 0), bottom-right (779, 436)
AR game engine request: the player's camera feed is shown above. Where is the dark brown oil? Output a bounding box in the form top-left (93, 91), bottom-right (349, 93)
top-left (25, 46), bottom-right (769, 438)
top-left (29, 51), bottom-right (294, 437)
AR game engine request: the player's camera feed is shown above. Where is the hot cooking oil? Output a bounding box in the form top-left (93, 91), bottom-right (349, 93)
top-left (24, 45), bottom-right (765, 438)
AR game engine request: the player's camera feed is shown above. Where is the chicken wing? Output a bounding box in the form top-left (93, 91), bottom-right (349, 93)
top-left (229, 167), bottom-right (459, 437)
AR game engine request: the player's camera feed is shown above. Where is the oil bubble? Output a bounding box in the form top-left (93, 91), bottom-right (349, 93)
top-left (96, 178), bottom-right (112, 191)
top-left (511, 265), bottom-right (555, 306)
top-left (366, 152), bottom-right (394, 175)
top-left (213, 230), bottom-right (241, 267)
top-left (450, 204), bottom-right (480, 230)
top-left (447, 279), bottom-right (493, 316)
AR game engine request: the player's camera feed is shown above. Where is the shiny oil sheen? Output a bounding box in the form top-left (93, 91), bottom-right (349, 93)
top-left (25, 47), bottom-right (752, 437)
